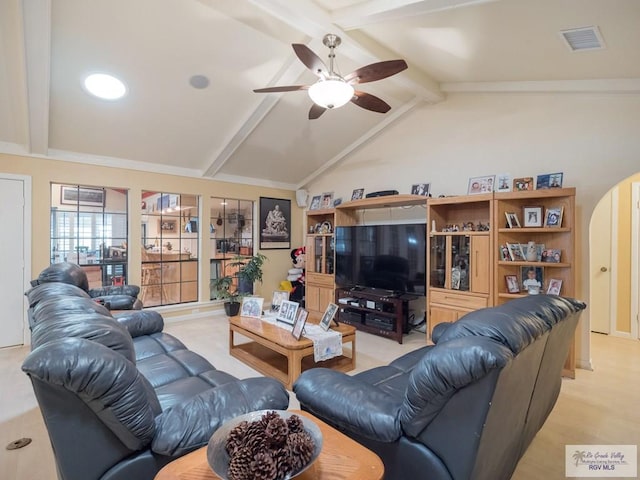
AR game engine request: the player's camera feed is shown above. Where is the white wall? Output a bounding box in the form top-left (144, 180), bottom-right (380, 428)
top-left (306, 91), bottom-right (640, 369)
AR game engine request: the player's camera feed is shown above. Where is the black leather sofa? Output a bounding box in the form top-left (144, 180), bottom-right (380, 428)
top-left (294, 295), bottom-right (586, 480)
top-left (22, 267), bottom-right (289, 480)
top-left (31, 262), bottom-right (143, 310)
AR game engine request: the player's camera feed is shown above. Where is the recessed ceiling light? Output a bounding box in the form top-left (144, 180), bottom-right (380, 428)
top-left (83, 73), bottom-right (127, 100)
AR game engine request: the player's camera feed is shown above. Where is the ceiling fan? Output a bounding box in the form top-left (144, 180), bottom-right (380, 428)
top-left (253, 34), bottom-right (408, 120)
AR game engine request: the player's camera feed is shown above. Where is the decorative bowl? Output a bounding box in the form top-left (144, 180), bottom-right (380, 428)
top-left (206, 410), bottom-right (323, 480)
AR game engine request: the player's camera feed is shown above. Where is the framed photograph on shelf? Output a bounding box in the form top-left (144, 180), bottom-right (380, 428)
top-left (319, 303), bottom-right (339, 331)
top-left (507, 242), bottom-right (525, 261)
top-left (536, 172), bottom-right (563, 189)
top-left (240, 297), bottom-right (264, 319)
top-left (321, 192), bottom-right (334, 209)
top-left (467, 175), bottom-right (495, 195)
top-left (270, 290), bottom-right (289, 313)
top-left (276, 300), bottom-right (299, 325)
top-left (60, 186), bottom-right (106, 207)
top-left (505, 212), bottom-right (521, 228)
top-left (505, 275), bottom-right (520, 293)
top-left (333, 198), bottom-right (343, 207)
top-left (522, 206), bottom-right (543, 227)
top-left (411, 183), bottom-right (430, 196)
top-left (520, 266), bottom-right (544, 294)
top-left (547, 278), bottom-right (563, 295)
top-left (351, 188), bottom-right (364, 201)
top-left (291, 308), bottom-right (308, 340)
top-left (259, 197), bottom-right (291, 249)
top-left (499, 244), bottom-right (511, 261)
top-left (309, 195), bottom-right (321, 210)
top-left (513, 177), bottom-right (534, 191)
top-left (541, 248), bottom-right (561, 263)
top-left (496, 173), bottom-right (512, 192)
top-left (544, 206), bottom-right (564, 227)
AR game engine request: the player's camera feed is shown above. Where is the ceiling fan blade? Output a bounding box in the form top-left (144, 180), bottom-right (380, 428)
top-left (292, 44), bottom-right (329, 78)
top-left (351, 91), bottom-right (391, 114)
top-left (308, 103), bottom-right (327, 120)
top-left (253, 85), bottom-right (309, 93)
top-left (345, 59), bottom-right (408, 85)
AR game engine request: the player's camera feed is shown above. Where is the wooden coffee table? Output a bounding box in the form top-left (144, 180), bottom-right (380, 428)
top-left (154, 410), bottom-right (383, 480)
top-left (229, 315), bottom-right (356, 390)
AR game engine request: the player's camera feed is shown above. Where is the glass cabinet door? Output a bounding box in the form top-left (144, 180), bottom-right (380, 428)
top-left (430, 236), bottom-right (446, 288)
top-left (314, 237), bottom-right (323, 273)
top-left (326, 236), bottom-right (334, 274)
top-left (450, 236), bottom-right (471, 291)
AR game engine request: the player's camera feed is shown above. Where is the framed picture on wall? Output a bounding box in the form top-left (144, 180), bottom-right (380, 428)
top-left (259, 197), bottom-right (291, 249)
top-left (60, 186), bottom-right (105, 207)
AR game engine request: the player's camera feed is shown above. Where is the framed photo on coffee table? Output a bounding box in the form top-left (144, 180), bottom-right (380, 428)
top-left (319, 303), bottom-right (339, 331)
top-left (277, 300), bottom-right (299, 325)
top-left (291, 308), bottom-right (308, 340)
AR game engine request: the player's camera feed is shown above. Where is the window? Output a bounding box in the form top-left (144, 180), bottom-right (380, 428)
top-left (209, 198), bottom-right (254, 300)
top-left (50, 184), bottom-right (128, 288)
top-left (141, 191), bottom-right (199, 306)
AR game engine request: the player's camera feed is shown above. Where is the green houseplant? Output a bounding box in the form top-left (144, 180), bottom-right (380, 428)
top-left (211, 253), bottom-right (267, 316)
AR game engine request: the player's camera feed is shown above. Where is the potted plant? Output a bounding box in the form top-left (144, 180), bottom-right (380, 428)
top-left (210, 275), bottom-right (244, 316)
top-left (211, 253), bottom-right (267, 316)
top-left (231, 252), bottom-right (268, 294)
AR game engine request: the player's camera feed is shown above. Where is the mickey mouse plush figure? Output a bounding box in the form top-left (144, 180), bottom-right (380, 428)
top-left (288, 246), bottom-right (305, 303)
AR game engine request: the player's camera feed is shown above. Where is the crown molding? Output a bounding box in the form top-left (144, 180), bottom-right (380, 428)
top-left (441, 78), bottom-right (640, 93)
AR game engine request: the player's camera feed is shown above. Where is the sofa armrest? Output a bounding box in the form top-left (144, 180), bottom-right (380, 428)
top-left (431, 322), bottom-right (452, 343)
top-left (92, 295), bottom-right (143, 310)
top-left (152, 377), bottom-right (289, 457)
top-left (89, 285), bottom-right (141, 298)
top-left (293, 368), bottom-right (402, 442)
top-left (113, 310), bottom-right (164, 337)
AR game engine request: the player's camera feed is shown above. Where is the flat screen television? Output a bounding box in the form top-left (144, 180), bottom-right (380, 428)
top-left (335, 223), bottom-right (426, 295)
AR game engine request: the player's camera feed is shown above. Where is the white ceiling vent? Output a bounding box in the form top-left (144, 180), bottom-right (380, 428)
top-left (560, 26), bottom-right (605, 52)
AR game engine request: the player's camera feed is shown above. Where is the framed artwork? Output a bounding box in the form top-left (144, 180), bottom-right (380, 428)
top-left (522, 206), bottom-right (543, 227)
top-left (505, 212), bottom-right (521, 228)
top-left (60, 186), bottom-right (105, 207)
top-left (467, 175), bottom-right (495, 195)
top-left (513, 177), bottom-right (534, 191)
top-left (411, 183), bottom-right (430, 196)
top-left (309, 195), bottom-right (321, 210)
top-left (291, 308), bottom-right (308, 340)
top-left (505, 275), bottom-right (520, 293)
top-left (319, 303), bottom-right (339, 331)
top-left (521, 266), bottom-right (544, 294)
top-left (547, 278), bottom-right (563, 295)
top-left (321, 192), bottom-right (334, 209)
top-left (159, 219), bottom-right (177, 231)
top-left (270, 290), bottom-right (289, 313)
top-left (351, 188), bottom-right (364, 201)
top-left (240, 297), bottom-right (264, 319)
top-left (496, 173), bottom-right (512, 192)
top-left (536, 172), bottom-right (563, 189)
top-left (544, 206), bottom-right (564, 227)
top-left (276, 300), bottom-right (299, 325)
top-left (259, 197), bottom-right (291, 249)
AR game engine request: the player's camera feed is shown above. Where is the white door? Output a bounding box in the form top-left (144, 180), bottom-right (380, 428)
top-left (0, 177), bottom-right (27, 347)
top-left (590, 190), bottom-right (614, 334)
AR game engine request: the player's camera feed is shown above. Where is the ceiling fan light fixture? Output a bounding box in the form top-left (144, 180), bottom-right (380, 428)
top-left (308, 79), bottom-right (354, 109)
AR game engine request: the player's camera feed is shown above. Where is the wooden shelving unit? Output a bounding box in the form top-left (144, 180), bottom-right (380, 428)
top-left (305, 208), bottom-right (335, 320)
top-left (427, 194), bottom-right (494, 338)
top-left (493, 187), bottom-right (576, 377)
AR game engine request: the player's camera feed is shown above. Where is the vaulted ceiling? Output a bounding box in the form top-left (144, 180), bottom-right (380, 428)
top-left (1, 0), bottom-right (639, 190)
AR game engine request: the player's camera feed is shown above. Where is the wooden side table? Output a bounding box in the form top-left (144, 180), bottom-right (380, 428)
top-left (154, 410), bottom-right (383, 480)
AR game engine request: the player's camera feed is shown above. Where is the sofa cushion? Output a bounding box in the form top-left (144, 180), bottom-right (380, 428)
top-left (25, 282), bottom-right (91, 309)
top-left (33, 262), bottom-right (89, 291)
top-left (31, 312), bottom-right (136, 363)
top-left (399, 336), bottom-right (513, 438)
top-left (23, 337), bottom-right (159, 450)
top-left (114, 310), bottom-right (164, 337)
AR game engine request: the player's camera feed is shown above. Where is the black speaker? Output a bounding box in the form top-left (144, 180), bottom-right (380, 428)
top-left (365, 190), bottom-right (399, 198)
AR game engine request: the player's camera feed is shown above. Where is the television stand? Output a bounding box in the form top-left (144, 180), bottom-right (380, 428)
top-left (335, 287), bottom-right (410, 343)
